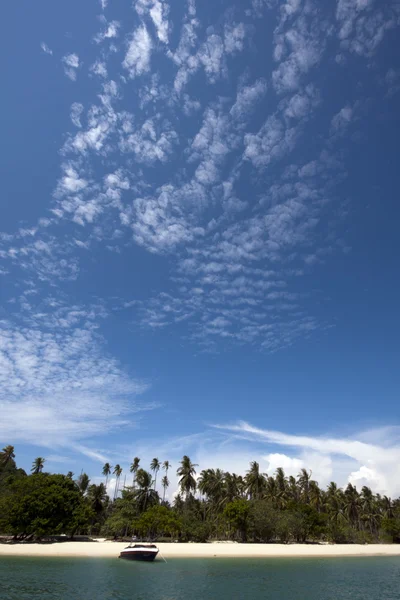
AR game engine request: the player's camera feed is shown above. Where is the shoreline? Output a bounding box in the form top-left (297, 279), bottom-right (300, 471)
top-left (1, 541), bottom-right (400, 558)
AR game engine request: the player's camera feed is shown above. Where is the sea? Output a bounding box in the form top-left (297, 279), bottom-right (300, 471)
top-left (1, 556), bottom-right (399, 600)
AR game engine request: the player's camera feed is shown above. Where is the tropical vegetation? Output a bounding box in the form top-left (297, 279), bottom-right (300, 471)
top-left (1, 445), bottom-right (400, 544)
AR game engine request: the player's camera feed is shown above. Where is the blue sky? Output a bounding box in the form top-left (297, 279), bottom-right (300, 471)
top-left (1, 0), bottom-right (400, 496)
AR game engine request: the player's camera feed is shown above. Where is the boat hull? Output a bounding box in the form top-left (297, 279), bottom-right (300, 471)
top-left (120, 551), bottom-right (158, 561)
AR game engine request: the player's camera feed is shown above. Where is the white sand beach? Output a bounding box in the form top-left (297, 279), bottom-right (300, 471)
top-left (1, 541), bottom-right (400, 558)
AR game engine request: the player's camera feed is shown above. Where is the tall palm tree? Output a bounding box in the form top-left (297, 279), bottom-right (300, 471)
top-left (177, 455), bottom-right (198, 500)
top-left (31, 457), bottom-right (45, 474)
top-left (102, 463), bottom-right (112, 490)
top-left (326, 481), bottom-right (344, 526)
top-left (309, 480), bottom-right (322, 512)
top-left (88, 483), bottom-right (107, 515)
top-left (245, 461), bottom-right (266, 500)
top-left (161, 475), bottom-right (170, 502)
top-left (224, 473), bottom-right (244, 503)
top-left (297, 468), bottom-right (312, 503)
top-left (162, 460), bottom-right (171, 479)
top-left (344, 483), bottom-right (361, 529)
top-left (199, 469), bottom-right (225, 503)
top-left (113, 464), bottom-right (123, 500)
top-left (135, 468), bottom-right (159, 512)
top-left (130, 457), bottom-right (140, 488)
top-left (77, 472), bottom-right (90, 495)
top-left (150, 458), bottom-right (161, 491)
top-left (0, 445), bottom-right (15, 469)
top-left (275, 467), bottom-right (287, 493)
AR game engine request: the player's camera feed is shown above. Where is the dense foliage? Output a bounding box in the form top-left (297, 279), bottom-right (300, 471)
top-left (1, 446), bottom-right (400, 543)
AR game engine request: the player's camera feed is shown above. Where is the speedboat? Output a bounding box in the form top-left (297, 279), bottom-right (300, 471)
top-left (119, 543), bottom-right (159, 561)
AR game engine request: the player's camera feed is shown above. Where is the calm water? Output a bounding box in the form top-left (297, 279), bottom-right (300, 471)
top-left (1, 556), bottom-right (399, 600)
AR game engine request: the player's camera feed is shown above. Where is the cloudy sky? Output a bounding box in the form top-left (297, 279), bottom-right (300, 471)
top-left (1, 0), bottom-right (400, 497)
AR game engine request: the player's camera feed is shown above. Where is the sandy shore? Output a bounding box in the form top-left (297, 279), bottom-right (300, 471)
top-left (1, 541), bottom-right (400, 558)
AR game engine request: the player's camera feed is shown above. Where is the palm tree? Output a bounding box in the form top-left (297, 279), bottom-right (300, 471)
top-left (344, 483), bottom-right (361, 529)
top-left (77, 472), bottom-right (90, 495)
top-left (88, 483), bottom-right (107, 515)
top-left (31, 457), bottom-right (45, 474)
top-left (198, 468), bottom-right (225, 506)
top-left (326, 481), bottom-right (344, 526)
top-left (245, 461), bottom-right (266, 500)
top-left (297, 468), bottom-right (312, 503)
top-left (163, 460), bottom-right (171, 478)
top-left (67, 471), bottom-right (74, 479)
top-left (113, 464), bottom-right (123, 500)
top-left (309, 480), bottom-right (322, 512)
top-left (161, 474), bottom-right (170, 502)
top-left (0, 445), bottom-right (15, 469)
top-left (275, 467), bottom-right (287, 493)
top-left (134, 468), bottom-right (159, 511)
top-left (224, 473), bottom-right (244, 503)
top-left (150, 458), bottom-right (161, 491)
top-left (102, 463), bottom-right (112, 490)
top-left (177, 455), bottom-right (198, 500)
top-left (130, 457), bottom-right (140, 488)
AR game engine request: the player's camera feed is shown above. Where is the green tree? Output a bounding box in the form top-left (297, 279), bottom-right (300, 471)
top-left (102, 463), bottom-right (112, 490)
top-left (5, 474), bottom-right (87, 538)
top-left (150, 458), bottom-right (161, 491)
top-left (76, 472), bottom-right (90, 495)
top-left (0, 445), bottom-right (16, 469)
top-left (134, 505), bottom-right (181, 539)
top-left (177, 456), bottom-right (198, 501)
top-left (249, 500), bottom-right (278, 542)
top-left (245, 461), bottom-right (266, 500)
top-left (223, 499), bottom-right (250, 542)
top-left (134, 468), bottom-right (159, 512)
top-left (113, 465), bottom-right (122, 500)
top-left (161, 475), bottom-right (169, 502)
top-left (31, 457), bottom-right (46, 474)
top-left (130, 457), bottom-right (140, 488)
top-left (88, 483), bottom-right (107, 515)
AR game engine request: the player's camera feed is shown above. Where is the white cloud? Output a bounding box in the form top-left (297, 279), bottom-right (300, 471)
top-left (0, 320), bottom-right (151, 452)
top-left (95, 20), bottom-right (120, 44)
top-left (198, 34), bottom-right (226, 83)
top-left (336, 0), bottom-right (398, 57)
top-left (330, 105), bottom-right (353, 133)
top-left (41, 42), bottom-right (53, 55)
top-left (224, 22), bottom-right (247, 54)
top-left (123, 25), bottom-right (153, 78)
top-left (244, 115), bottom-right (298, 169)
top-left (90, 61), bottom-right (108, 79)
top-left (230, 79), bottom-right (267, 121)
top-left (214, 421), bottom-right (400, 496)
top-left (62, 53), bottom-right (80, 81)
top-left (56, 164), bottom-right (88, 195)
top-left (136, 0), bottom-right (169, 43)
top-left (70, 102), bottom-right (84, 128)
top-left (272, 3), bottom-right (329, 94)
top-left (281, 84), bottom-right (320, 121)
top-left (119, 117), bottom-right (178, 164)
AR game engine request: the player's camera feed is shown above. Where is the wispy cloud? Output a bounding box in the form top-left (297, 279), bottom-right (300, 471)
top-left (40, 42), bottom-right (53, 55)
top-left (213, 421), bottom-right (400, 496)
top-left (123, 25), bottom-right (153, 78)
top-left (62, 53), bottom-right (80, 81)
top-left (0, 319), bottom-right (151, 452)
top-left (336, 0), bottom-right (399, 58)
top-left (136, 0), bottom-right (170, 44)
top-left (70, 102), bottom-right (84, 128)
top-left (94, 19), bottom-right (120, 44)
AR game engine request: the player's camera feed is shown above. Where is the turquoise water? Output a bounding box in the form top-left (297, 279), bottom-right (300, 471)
top-left (1, 557), bottom-right (399, 599)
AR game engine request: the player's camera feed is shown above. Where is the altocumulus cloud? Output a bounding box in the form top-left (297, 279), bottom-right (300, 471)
top-left (0, 320), bottom-right (152, 455)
